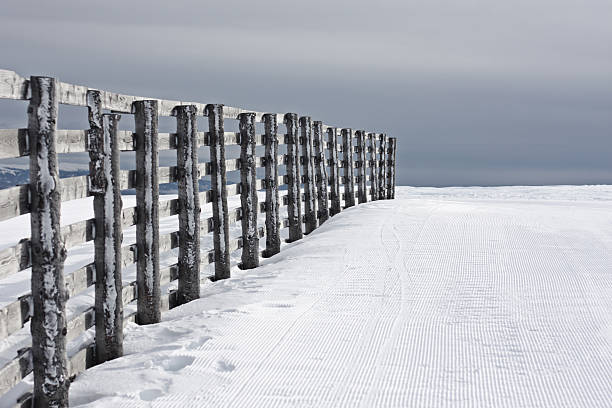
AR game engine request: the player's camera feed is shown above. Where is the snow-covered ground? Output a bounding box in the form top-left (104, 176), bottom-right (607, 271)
top-left (3, 185), bottom-right (612, 407)
top-left (64, 185), bottom-right (612, 407)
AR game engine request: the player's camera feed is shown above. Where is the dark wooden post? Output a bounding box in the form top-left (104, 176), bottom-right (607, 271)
top-left (355, 130), bottom-right (368, 204)
top-left (341, 128), bottom-right (355, 208)
top-left (284, 113), bottom-right (303, 242)
top-left (206, 104), bottom-right (231, 279)
top-left (262, 113), bottom-right (280, 257)
top-left (392, 137), bottom-right (397, 197)
top-left (88, 89), bottom-right (124, 363)
top-left (387, 137), bottom-right (397, 199)
top-left (313, 121), bottom-right (329, 223)
top-left (367, 133), bottom-right (378, 201)
top-left (327, 127), bottom-right (342, 216)
top-left (133, 100), bottom-right (161, 325)
top-left (238, 112), bottom-right (259, 269)
top-left (378, 133), bottom-right (387, 200)
top-left (28, 76), bottom-right (69, 407)
top-left (300, 116), bottom-right (317, 234)
top-left (173, 105), bottom-right (200, 303)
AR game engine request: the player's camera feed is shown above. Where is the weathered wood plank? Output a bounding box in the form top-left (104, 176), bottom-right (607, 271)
top-left (355, 130), bottom-right (368, 204)
top-left (378, 133), bottom-right (387, 200)
top-left (367, 133), bottom-right (378, 201)
top-left (0, 69), bottom-right (28, 100)
top-left (0, 348), bottom-right (32, 397)
top-left (0, 184), bottom-right (29, 223)
top-left (262, 114), bottom-right (280, 257)
top-left (173, 105), bottom-right (200, 304)
top-left (65, 308), bottom-right (94, 342)
top-left (203, 207), bottom-right (241, 235)
top-left (0, 129), bottom-right (28, 159)
top-left (0, 129), bottom-right (133, 157)
top-left (0, 239), bottom-right (30, 280)
top-left (202, 131), bottom-right (265, 147)
top-left (327, 127), bottom-right (342, 216)
top-left (313, 121), bottom-right (329, 224)
top-left (238, 113), bottom-right (259, 269)
top-left (64, 265), bottom-right (94, 300)
top-left (87, 89), bottom-right (124, 363)
top-left (133, 100), bottom-right (161, 325)
top-left (28, 76), bottom-right (69, 408)
top-left (206, 104), bottom-right (231, 280)
top-left (284, 113), bottom-right (303, 242)
top-left (300, 117), bottom-right (317, 234)
top-left (52, 175), bottom-right (89, 202)
top-left (57, 81), bottom-right (88, 106)
top-left (160, 263), bottom-right (179, 286)
top-left (341, 128), bottom-right (355, 208)
top-left (0, 296), bottom-right (31, 343)
top-left (0, 263), bottom-right (94, 347)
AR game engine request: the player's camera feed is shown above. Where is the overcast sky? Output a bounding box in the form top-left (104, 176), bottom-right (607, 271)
top-left (1, 0), bottom-right (611, 186)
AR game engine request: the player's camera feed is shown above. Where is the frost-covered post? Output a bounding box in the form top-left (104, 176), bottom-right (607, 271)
top-left (327, 127), bottom-right (342, 216)
top-left (262, 113), bottom-right (281, 257)
top-left (387, 137), bottom-right (397, 199)
top-left (377, 133), bottom-right (387, 200)
top-left (206, 104), bottom-right (231, 279)
top-left (238, 112), bottom-right (259, 269)
top-left (300, 116), bottom-right (317, 234)
top-left (367, 133), bottom-right (378, 201)
top-left (133, 100), bottom-right (161, 325)
top-left (313, 121), bottom-right (329, 224)
top-left (355, 130), bottom-right (368, 204)
top-left (341, 128), bottom-right (355, 208)
top-left (28, 76), bottom-right (69, 407)
top-left (173, 105), bottom-right (200, 303)
top-left (88, 89), bottom-right (124, 363)
top-left (284, 113), bottom-right (303, 242)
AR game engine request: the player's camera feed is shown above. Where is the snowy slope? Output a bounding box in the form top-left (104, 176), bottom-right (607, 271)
top-left (2, 186), bottom-right (612, 407)
top-left (66, 186), bottom-right (612, 407)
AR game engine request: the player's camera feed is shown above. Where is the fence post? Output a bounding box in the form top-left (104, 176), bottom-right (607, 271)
top-left (28, 76), bottom-right (69, 407)
top-left (173, 105), bottom-right (200, 304)
top-left (367, 133), bottom-right (378, 201)
top-left (355, 130), bottom-right (368, 204)
top-left (327, 127), bottom-right (342, 216)
top-left (206, 104), bottom-right (231, 279)
top-left (341, 128), bottom-right (355, 208)
top-left (284, 113), bottom-right (303, 242)
top-left (262, 113), bottom-right (280, 257)
top-left (313, 121), bottom-right (329, 224)
top-left (377, 133), bottom-right (387, 200)
top-left (387, 137), bottom-right (397, 199)
top-left (87, 89), bottom-right (124, 363)
top-left (133, 100), bottom-right (161, 325)
top-left (299, 116), bottom-right (317, 234)
top-left (238, 112), bottom-right (259, 269)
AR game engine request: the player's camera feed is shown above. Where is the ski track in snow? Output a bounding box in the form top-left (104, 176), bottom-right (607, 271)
top-left (3, 186), bottom-right (612, 407)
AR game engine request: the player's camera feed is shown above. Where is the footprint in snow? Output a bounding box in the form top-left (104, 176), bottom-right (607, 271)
top-left (215, 360), bottom-right (235, 372)
top-left (187, 335), bottom-right (212, 350)
top-left (140, 389), bottom-right (163, 401)
top-left (161, 355), bottom-right (195, 372)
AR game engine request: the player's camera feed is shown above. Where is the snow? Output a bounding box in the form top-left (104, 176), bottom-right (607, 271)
top-left (1, 185), bottom-right (612, 407)
top-left (65, 185), bottom-right (612, 407)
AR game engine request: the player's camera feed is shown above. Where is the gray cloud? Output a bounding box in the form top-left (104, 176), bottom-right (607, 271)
top-left (1, 0), bottom-right (611, 186)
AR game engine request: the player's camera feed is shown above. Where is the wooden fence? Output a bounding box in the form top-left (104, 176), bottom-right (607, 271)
top-left (0, 69), bottom-right (397, 407)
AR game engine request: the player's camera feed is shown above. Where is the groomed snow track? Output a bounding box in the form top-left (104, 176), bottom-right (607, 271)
top-left (70, 186), bottom-right (612, 407)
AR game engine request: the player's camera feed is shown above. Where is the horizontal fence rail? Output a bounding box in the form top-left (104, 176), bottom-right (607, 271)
top-left (0, 68), bottom-right (397, 407)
